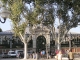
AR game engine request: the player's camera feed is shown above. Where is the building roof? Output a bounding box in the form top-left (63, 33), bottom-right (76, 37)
top-left (0, 31), bottom-right (13, 35)
top-left (0, 27), bottom-right (30, 35)
top-left (0, 27), bottom-right (80, 35)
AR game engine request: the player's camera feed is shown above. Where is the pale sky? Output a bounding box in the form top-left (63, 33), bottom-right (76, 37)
top-left (0, 18), bottom-right (12, 31)
top-left (0, 2), bottom-right (79, 33)
top-left (0, 18), bottom-right (80, 34)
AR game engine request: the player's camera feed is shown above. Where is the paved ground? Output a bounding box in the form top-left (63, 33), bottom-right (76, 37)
top-left (0, 57), bottom-right (80, 60)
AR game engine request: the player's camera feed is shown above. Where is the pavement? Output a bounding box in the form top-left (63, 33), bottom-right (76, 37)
top-left (0, 57), bottom-right (80, 60)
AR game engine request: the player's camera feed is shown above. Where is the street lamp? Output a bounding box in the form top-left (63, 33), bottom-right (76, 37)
top-left (0, 7), bottom-right (10, 23)
top-left (69, 33), bottom-right (72, 50)
top-left (10, 39), bottom-right (12, 51)
top-left (9, 36), bottom-right (12, 51)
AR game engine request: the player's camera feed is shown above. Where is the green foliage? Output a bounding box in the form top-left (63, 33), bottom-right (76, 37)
top-left (1, 0), bottom-right (43, 37)
top-left (10, 0), bottom-right (23, 22)
top-left (1, 0), bottom-right (80, 42)
top-left (0, 28), bottom-right (2, 32)
top-left (57, 0), bottom-right (80, 29)
top-left (1, 0), bottom-right (8, 4)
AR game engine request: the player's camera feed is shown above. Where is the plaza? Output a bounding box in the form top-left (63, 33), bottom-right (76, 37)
top-left (0, 57), bottom-right (80, 60)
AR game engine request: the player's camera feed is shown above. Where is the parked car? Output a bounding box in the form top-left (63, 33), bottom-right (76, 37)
top-left (15, 50), bottom-right (24, 58)
top-left (8, 51), bottom-right (16, 58)
top-left (1, 52), bottom-right (8, 58)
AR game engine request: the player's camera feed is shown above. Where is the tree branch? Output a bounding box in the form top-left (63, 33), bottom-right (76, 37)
top-left (19, 32), bottom-right (24, 43)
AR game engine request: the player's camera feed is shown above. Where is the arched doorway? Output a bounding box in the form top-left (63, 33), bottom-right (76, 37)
top-left (36, 35), bottom-right (46, 52)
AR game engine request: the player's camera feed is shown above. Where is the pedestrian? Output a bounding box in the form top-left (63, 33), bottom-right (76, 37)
top-left (19, 53), bottom-right (22, 58)
top-left (48, 51), bottom-right (51, 59)
top-left (55, 49), bottom-right (59, 55)
top-left (56, 50), bottom-right (62, 60)
top-left (68, 49), bottom-right (74, 60)
top-left (40, 50), bottom-right (43, 58)
top-left (40, 50), bottom-right (45, 58)
top-left (33, 52), bottom-right (37, 59)
top-left (42, 50), bottom-right (45, 58)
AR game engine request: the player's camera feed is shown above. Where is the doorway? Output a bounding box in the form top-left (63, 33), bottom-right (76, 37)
top-left (36, 35), bottom-right (46, 52)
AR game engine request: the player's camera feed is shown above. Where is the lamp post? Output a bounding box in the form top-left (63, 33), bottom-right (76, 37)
top-left (10, 39), bottom-right (12, 51)
top-left (68, 33), bottom-right (72, 50)
top-left (0, 7), bottom-right (10, 23)
top-left (9, 36), bottom-right (12, 51)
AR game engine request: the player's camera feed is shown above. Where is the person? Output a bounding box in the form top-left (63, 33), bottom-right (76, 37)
top-left (40, 50), bottom-right (45, 58)
top-left (42, 50), bottom-right (45, 58)
top-left (40, 50), bottom-right (43, 58)
top-left (55, 50), bottom-right (59, 54)
top-left (56, 50), bottom-right (62, 60)
top-left (48, 51), bottom-right (51, 59)
top-left (19, 53), bottom-right (22, 58)
top-left (68, 49), bottom-right (74, 60)
top-left (33, 52), bottom-right (37, 59)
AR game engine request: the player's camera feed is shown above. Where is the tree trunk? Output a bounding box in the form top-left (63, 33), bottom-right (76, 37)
top-left (56, 43), bottom-right (61, 50)
top-left (24, 43), bottom-right (28, 59)
top-left (57, 34), bottom-right (61, 50)
top-left (57, 19), bottom-right (61, 51)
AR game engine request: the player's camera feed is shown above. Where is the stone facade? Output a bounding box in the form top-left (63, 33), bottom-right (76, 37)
top-left (32, 24), bottom-right (51, 52)
top-left (0, 24), bottom-right (51, 52)
top-left (0, 25), bottom-right (80, 53)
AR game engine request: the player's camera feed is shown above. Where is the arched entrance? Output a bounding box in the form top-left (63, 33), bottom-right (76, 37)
top-left (36, 35), bottom-right (46, 52)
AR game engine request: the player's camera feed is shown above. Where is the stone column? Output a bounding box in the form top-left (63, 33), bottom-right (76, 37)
top-left (1, 36), bottom-right (2, 44)
top-left (46, 34), bottom-right (50, 51)
top-left (32, 35), bottom-right (36, 52)
top-left (45, 34), bottom-right (50, 59)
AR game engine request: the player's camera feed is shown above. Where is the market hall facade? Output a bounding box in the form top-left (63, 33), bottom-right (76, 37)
top-left (0, 27), bottom-right (80, 53)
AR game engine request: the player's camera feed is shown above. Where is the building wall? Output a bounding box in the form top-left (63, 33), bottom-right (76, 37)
top-left (62, 47), bottom-right (80, 53)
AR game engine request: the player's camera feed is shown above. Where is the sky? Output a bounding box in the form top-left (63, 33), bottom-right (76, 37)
top-left (0, 18), bottom-right (12, 31)
top-left (0, 2), bottom-right (80, 33)
top-left (0, 18), bottom-right (80, 34)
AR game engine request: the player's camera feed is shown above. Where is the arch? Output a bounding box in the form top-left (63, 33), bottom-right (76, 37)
top-left (36, 35), bottom-right (46, 52)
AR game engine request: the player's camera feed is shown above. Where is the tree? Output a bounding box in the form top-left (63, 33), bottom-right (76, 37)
top-left (0, 28), bottom-right (2, 32)
top-left (1, 0), bottom-right (80, 58)
top-left (1, 0), bottom-right (34, 59)
top-left (42, 0), bottom-right (80, 50)
top-left (0, 0), bottom-right (54, 59)
top-left (29, 0), bottom-right (80, 50)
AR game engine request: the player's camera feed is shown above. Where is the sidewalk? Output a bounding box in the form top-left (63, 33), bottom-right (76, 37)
top-left (20, 58), bottom-right (79, 60)
top-left (1, 57), bottom-right (80, 60)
